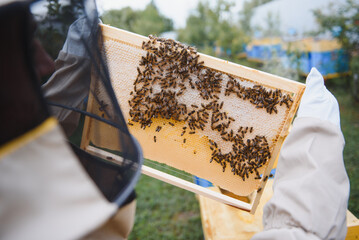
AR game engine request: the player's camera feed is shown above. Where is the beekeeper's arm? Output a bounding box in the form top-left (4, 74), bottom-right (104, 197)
top-left (252, 68), bottom-right (350, 240)
top-left (42, 17), bottom-right (92, 137)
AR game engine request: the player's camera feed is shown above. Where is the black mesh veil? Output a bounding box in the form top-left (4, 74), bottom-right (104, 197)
top-left (31, 0), bottom-right (143, 207)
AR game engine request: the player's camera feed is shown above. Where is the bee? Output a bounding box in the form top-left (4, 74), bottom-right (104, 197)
top-left (99, 101), bottom-right (108, 112)
top-left (263, 176), bottom-right (268, 182)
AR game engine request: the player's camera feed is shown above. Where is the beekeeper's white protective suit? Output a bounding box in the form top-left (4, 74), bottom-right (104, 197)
top-left (0, 2), bottom-right (135, 240)
top-left (252, 68), bottom-right (350, 240)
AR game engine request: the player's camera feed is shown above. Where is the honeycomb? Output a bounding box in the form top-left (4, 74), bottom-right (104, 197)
top-left (90, 26), bottom-right (304, 196)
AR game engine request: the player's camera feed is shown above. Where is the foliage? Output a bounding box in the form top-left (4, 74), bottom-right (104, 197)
top-left (238, 1), bottom-right (254, 36)
top-left (101, 1), bottom-right (173, 36)
top-left (328, 86), bottom-right (359, 217)
top-left (177, 0), bottom-right (275, 61)
top-left (239, 0), bottom-right (274, 36)
top-left (313, 0), bottom-right (359, 52)
top-left (350, 56), bottom-right (359, 101)
top-left (35, 0), bottom-right (83, 59)
top-left (177, 0), bottom-right (246, 59)
top-left (260, 11), bottom-right (281, 38)
top-left (314, 0), bottom-right (359, 99)
top-left (250, 0), bottom-right (274, 7)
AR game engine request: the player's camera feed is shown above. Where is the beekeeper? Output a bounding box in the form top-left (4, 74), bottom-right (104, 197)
top-left (252, 67), bottom-right (350, 239)
top-left (0, 1), bottom-right (350, 240)
top-left (0, 1), bottom-right (139, 239)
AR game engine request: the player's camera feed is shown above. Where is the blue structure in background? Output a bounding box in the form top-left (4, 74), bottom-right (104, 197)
top-left (246, 43), bottom-right (284, 62)
top-left (307, 50), bottom-right (349, 77)
top-left (194, 168), bottom-right (277, 188)
top-left (194, 176), bottom-right (213, 187)
top-left (246, 38), bottom-right (349, 78)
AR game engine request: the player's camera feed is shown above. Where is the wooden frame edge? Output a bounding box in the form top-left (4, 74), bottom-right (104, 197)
top-left (100, 23), bottom-right (305, 93)
top-left (86, 145), bottom-right (253, 212)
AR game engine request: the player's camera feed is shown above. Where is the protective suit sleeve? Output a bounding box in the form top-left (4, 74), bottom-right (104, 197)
top-left (42, 51), bottom-right (91, 136)
top-left (252, 118), bottom-right (349, 240)
top-left (252, 68), bottom-right (350, 240)
top-left (42, 17), bottom-right (92, 137)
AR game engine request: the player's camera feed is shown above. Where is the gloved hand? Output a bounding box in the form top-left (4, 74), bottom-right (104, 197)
top-left (297, 67), bottom-right (341, 127)
top-left (252, 67), bottom-right (349, 240)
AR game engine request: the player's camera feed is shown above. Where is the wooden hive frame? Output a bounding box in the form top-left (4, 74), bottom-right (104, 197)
top-left (80, 24), bottom-right (305, 213)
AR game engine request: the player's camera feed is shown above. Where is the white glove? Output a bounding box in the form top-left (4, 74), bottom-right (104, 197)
top-left (252, 68), bottom-right (349, 240)
top-left (297, 67), bottom-right (341, 127)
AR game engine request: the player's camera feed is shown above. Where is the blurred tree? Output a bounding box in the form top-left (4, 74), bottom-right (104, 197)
top-left (177, 2), bottom-right (210, 47)
top-left (314, 0), bottom-right (359, 100)
top-left (261, 11), bottom-right (281, 38)
top-left (177, 0), bottom-right (244, 59)
top-left (36, 0), bottom-right (83, 60)
top-left (100, 7), bottom-right (137, 31)
top-left (101, 1), bottom-right (173, 36)
top-left (314, 0), bottom-right (359, 52)
top-left (239, 1), bottom-right (254, 36)
top-left (239, 0), bottom-right (274, 35)
top-left (251, 0), bottom-right (274, 7)
top-left (177, 0), bottom-right (275, 61)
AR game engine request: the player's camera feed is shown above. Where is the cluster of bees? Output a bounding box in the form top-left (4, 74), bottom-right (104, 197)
top-left (209, 134), bottom-right (270, 180)
top-left (128, 35), bottom-right (293, 180)
top-left (225, 80), bottom-right (293, 114)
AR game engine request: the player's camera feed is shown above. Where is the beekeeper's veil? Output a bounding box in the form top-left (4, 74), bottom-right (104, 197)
top-left (32, 0), bottom-right (143, 207)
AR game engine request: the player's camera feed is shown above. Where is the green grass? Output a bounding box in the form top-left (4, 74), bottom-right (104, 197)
top-left (129, 175), bottom-right (204, 240)
top-left (330, 87), bottom-right (359, 217)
